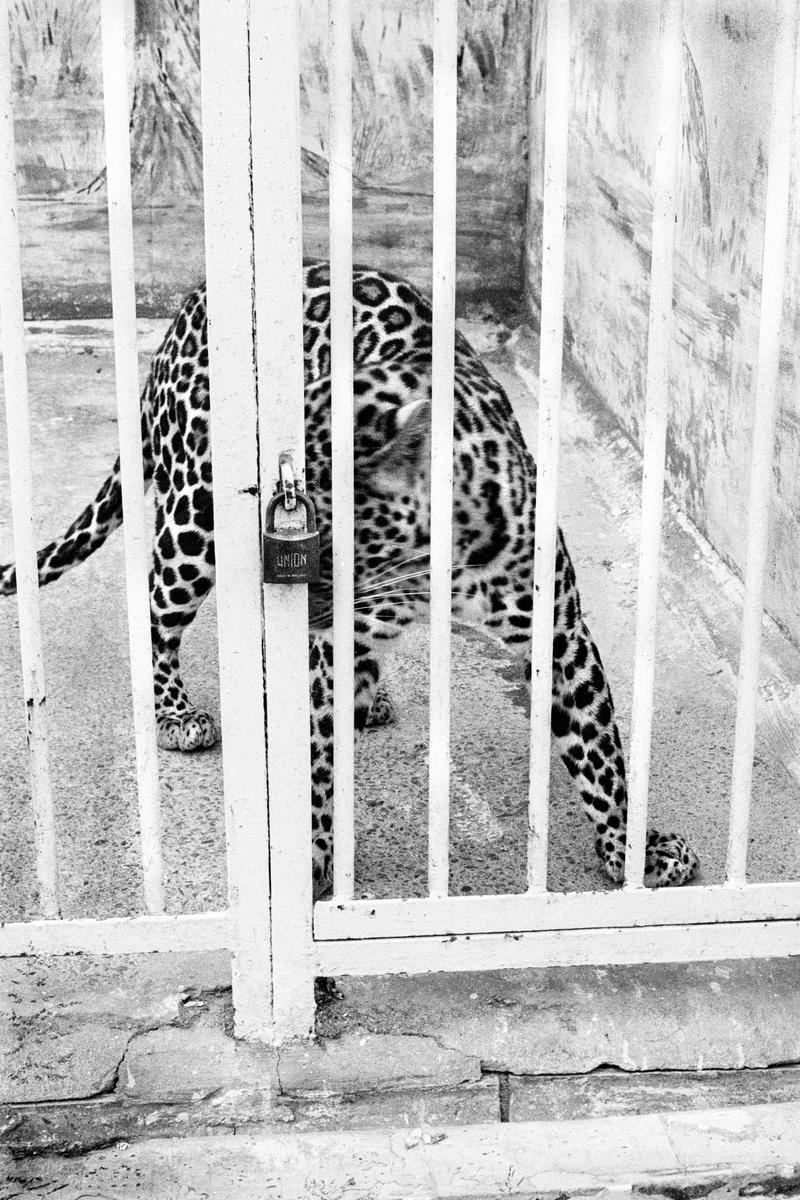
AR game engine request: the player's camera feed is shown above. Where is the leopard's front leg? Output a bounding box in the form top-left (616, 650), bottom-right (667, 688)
top-left (549, 614), bottom-right (699, 886)
top-left (484, 530), bottom-right (699, 887)
top-left (547, 530), bottom-right (698, 885)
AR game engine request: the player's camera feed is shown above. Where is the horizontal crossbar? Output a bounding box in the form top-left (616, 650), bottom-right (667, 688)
top-left (0, 911), bottom-right (231, 957)
top-left (314, 881), bottom-right (800, 941)
top-left (315, 918), bottom-right (800, 977)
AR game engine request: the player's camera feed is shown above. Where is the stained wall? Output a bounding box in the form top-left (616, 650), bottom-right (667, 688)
top-left (527, 0), bottom-right (800, 646)
top-left (9, 0), bottom-right (530, 318)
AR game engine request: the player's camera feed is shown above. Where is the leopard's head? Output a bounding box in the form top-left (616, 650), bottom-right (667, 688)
top-left (309, 388), bottom-right (432, 633)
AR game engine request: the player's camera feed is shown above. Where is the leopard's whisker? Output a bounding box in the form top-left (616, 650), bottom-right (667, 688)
top-left (313, 589), bottom-right (432, 626)
top-left (357, 567), bottom-right (431, 595)
top-left (359, 552), bottom-right (430, 586)
top-left (354, 590), bottom-right (430, 607)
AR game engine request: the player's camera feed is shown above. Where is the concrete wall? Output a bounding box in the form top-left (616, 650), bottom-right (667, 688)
top-left (10, 0), bottom-right (530, 317)
top-left (527, 0), bottom-right (800, 647)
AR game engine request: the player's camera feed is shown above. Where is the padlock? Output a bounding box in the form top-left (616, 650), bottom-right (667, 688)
top-left (263, 491), bottom-right (320, 584)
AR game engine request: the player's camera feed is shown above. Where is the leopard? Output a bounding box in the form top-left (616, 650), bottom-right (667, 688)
top-left (0, 260), bottom-right (699, 896)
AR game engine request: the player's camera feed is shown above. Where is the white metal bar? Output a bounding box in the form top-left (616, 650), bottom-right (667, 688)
top-left (100, 0), bottom-right (164, 916)
top-left (727, 0), bottom-right (798, 886)
top-left (0, 911), bottom-right (231, 957)
top-left (314, 878), bottom-right (800, 941)
top-left (624, 0), bottom-right (684, 889)
top-left (329, 0), bottom-right (355, 902)
top-left (199, 0), bottom-right (273, 1042)
top-left (427, 0), bottom-right (458, 899)
top-left (0, 0), bottom-right (59, 918)
top-left (316, 920), bottom-right (800, 979)
top-left (526, 0), bottom-right (570, 892)
top-left (249, 0), bottom-right (316, 1042)
top-left (123, 0), bottom-right (135, 91)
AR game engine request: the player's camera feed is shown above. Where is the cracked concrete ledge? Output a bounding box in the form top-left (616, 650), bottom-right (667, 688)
top-left (3, 1102), bottom-right (800, 1199)
top-left (6, 955), bottom-right (800, 1107)
top-left (1, 1021), bottom-right (492, 1156)
top-left (6, 954), bottom-right (800, 1156)
top-left (315, 960), bottom-right (800, 1075)
top-left (0, 951), bottom-right (233, 1105)
top-left (1, 951), bottom-right (494, 1156)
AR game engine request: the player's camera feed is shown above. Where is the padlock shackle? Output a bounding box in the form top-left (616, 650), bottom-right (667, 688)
top-left (278, 452), bottom-right (297, 511)
top-left (264, 489), bottom-right (317, 533)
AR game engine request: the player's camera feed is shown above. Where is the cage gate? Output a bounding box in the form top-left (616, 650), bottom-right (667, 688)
top-left (1, 0), bottom-right (799, 1045)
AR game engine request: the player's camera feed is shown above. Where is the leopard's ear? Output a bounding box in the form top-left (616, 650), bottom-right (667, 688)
top-left (362, 398), bottom-right (431, 489)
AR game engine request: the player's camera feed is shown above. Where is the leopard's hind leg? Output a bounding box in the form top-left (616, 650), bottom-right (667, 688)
top-left (151, 552), bottom-right (218, 752)
top-left (363, 680), bottom-right (397, 728)
top-left (149, 411), bottom-right (218, 752)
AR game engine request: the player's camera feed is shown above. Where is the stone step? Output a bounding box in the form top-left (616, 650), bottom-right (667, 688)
top-left (3, 1102), bottom-right (800, 1200)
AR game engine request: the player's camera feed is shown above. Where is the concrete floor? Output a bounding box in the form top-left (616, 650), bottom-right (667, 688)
top-left (1, 319), bottom-right (799, 921)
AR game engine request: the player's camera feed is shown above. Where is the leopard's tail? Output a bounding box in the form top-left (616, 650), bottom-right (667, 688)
top-left (0, 411), bottom-right (154, 598)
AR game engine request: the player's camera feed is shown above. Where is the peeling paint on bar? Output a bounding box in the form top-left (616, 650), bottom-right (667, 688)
top-left (427, 0), bottom-right (458, 900)
top-left (0, 0), bottom-right (59, 919)
top-left (0, 911), bottom-right (230, 956)
top-left (199, 0), bottom-right (273, 1041)
top-left (727, 0), bottom-right (798, 886)
top-left (314, 878), bottom-right (800, 941)
top-left (624, 0), bottom-right (684, 889)
top-left (316, 919), bottom-right (800, 979)
top-left (526, 0), bottom-right (570, 892)
top-left (329, 0), bottom-right (356, 902)
top-left (100, 0), bottom-right (164, 916)
top-left (249, 0), bottom-right (317, 1041)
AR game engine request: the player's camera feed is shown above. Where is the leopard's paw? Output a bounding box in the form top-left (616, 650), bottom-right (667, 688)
top-left (157, 708), bottom-right (219, 752)
top-left (646, 830), bottom-right (699, 887)
top-left (365, 682), bottom-right (397, 729)
top-left (599, 841), bottom-right (626, 885)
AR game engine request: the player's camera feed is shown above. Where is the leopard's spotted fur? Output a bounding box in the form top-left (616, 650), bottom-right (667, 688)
top-left (0, 261), bottom-right (699, 895)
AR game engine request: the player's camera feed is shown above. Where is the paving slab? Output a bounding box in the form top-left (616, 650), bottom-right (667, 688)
top-left (277, 1031), bottom-right (482, 1098)
top-left (509, 1065), bottom-right (800, 1122)
top-left (1, 1080), bottom-right (500, 1157)
top-left (118, 1025), bottom-right (278, 1102)
top-left (3, 1102), bottom-right (800, 1200)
